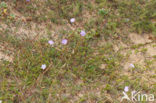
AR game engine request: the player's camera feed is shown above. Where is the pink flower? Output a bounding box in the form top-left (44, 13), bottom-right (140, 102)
top-left (61, 39), bottom-right (68, 45)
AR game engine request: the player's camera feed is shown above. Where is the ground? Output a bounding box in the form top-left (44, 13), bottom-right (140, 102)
top-left (0, 0), bottom-right (156, 103)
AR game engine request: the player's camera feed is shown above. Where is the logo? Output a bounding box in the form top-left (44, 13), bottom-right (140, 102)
top-left (121, 86), bottom-right (155, 102)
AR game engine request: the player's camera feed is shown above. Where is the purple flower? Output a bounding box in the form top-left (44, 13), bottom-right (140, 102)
top-left (26, 0), bottom-right (30, 2)
top-left (61, 39), bottom-right (68, 45)
top-left (70, 18), bottom-right (75, 23)
top-left (41, 64), bottom-right (46, 70)
top-left (129, 64), bottom-right (135, 68)
top-left (48, 40), bottom-right (54, 45)
top-left (80, 30), bottom-right (86, 36)
top-left (124, 86), bottom-right (129, 92)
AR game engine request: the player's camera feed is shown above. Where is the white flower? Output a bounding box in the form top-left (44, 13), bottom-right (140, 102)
top-left (48, 40), bottom-right (54, 45)
top-left (129, 63), bottom-right (135, 68)
top-left (41, 64), bottom-right (46, 70)
top-left (124, 86), bottom-right (129, 92)
top-left (70, 18), bottom-right (75, 23)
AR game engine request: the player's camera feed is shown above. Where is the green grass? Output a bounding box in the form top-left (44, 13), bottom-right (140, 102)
top-left (0, 31), bottom-right (125, 102)
top-left (0, 0), bottom-right (156, 103)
